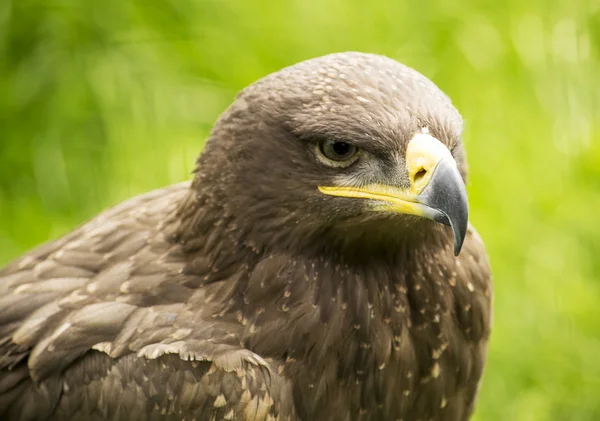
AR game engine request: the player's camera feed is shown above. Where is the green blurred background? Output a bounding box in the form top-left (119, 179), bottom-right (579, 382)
top-left (1, 0), bottom-right (599, 419)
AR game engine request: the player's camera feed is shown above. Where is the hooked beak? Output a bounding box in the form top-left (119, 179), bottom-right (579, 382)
top-left (318, 133), bottom-right (469, 256)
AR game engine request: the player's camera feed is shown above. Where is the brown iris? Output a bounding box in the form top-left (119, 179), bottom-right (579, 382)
top-left (318, 139), bottom-right (359, 165)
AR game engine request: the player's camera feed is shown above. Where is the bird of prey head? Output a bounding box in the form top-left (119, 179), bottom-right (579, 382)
top-left (193, 52), bottom-right (468, 259)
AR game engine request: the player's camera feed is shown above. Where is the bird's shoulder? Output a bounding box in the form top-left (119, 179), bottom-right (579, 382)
top-left (0, 181), bottom-right (297, 420)
top-left (0, 182), bottom-right (186, 372)
top-left (0, 181), bottom-right (191, 283)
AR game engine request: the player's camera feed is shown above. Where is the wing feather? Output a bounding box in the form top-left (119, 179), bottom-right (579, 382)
top-left (0, 181), bottom-right (297, 420)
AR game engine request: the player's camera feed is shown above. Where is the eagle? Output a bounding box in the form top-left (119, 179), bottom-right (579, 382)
top-left (0, 52), bottom-right (492, 421)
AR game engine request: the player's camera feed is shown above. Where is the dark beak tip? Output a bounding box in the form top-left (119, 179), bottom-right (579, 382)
top-left (453, 234), bottom-right (464, 256)
top-left (451, 207), bottom-right (468, 256)
top-left (451, 211), bottom-right (468, 256)
top-left (418, 158), bottom-right (469, 257)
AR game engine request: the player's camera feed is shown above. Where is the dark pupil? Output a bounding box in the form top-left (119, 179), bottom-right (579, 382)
top-left (332, 142), bottom-right (351, 156)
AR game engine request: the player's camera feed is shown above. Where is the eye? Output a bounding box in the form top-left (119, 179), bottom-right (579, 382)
top-left (317, 139), bottom-right (360, 167)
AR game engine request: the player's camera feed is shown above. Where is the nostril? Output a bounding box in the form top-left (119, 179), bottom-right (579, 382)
top-left (414, 168), bottom-right (427, 183)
